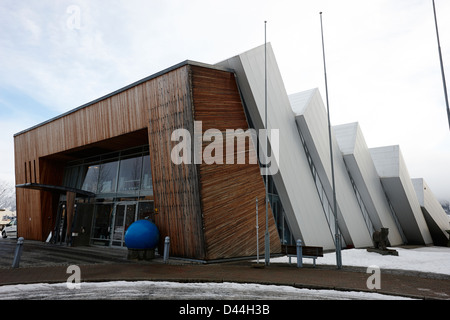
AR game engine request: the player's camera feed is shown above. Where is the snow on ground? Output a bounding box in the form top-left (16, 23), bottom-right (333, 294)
top-left (0, 280), bottom-right (413, 300)
top-left (270, 246), bottom-right (450, 275)
top-left (0, 246), bottom-right (448, 300)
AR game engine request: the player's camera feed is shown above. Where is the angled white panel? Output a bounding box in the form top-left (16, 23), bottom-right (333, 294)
top-left (291, 89), bottom-right (373, 248)
top-left (217, 44), bottom-right (335, 250)
top-left (370, 146), bottom-right (433, 245)
top-left (333, 123), bottom-right (404, 246)
top-left (412, 178), bottom-right (450, 246)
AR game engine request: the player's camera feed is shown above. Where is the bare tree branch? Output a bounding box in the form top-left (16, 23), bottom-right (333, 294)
top-left (0, 180), bottom-right (16, 211)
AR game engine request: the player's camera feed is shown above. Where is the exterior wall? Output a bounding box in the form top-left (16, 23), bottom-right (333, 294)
top-left (217, 44), bottom-right (336, 250)
top-left (39, 158), bottom-right (65, 241)
top-left (190, 65), bottom-right (280, 259)
top-left (412, 178), bottom-right (450, 246)
top-left (370, 146), bottom-right (433, 245)
top-left (14, 74), bottom-right (150, 240)
top-left (147, 65), bottom-right (205, 259)
top-left (333, 122), bottom-right (404, 246)
top-left (14, 61), bottom-right (280, 260)
top-left (290, 89), bottom-right (373, 248)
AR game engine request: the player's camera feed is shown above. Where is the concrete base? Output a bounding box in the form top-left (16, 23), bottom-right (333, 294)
top-left (127, 248), bottom-right (155, 261)
top-left (366, 248), bottom-right (398, 256)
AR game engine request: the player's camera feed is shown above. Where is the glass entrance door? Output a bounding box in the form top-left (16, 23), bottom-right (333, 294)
top-left (91, 203), bottom-right (114, 246)
top-left (111, 202), bottom-right (137, 247)
top-left (90, 200), bottom-right (154, 247)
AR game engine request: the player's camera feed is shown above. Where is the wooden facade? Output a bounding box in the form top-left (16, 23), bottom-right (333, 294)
top-left (14, 62), bottom-right (281, 260)
top-left (190, 66), bottom-right (281, 259)
top-left (147, 65), bottom-right (206, 259)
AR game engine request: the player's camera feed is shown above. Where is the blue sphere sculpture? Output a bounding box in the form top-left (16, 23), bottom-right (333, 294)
top-left (125, 219), bottom-right (160, 249)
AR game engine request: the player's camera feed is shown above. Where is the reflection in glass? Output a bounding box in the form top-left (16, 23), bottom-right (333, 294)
top-left (112, 205), bottom-right (125, 245)
top-left (66, 147), bottom-right (152, 197)
top-left (269, 192), bottom-right (294, 245)
top-left (91, 204), bottom-right (113, 246)
top-left (141, 155), bottom-right (152, 193)
top-left (82, 165), bottom-right (100, 193)
top-left (125, 204), bottom-right (136, 233)
top-left (63, 165), bottom-right (86, 190)
top-left (112, 203), bottom-right (137, 247)
top-left (138, 201), bottom-right (154, 221)
top-left (118, 157), bottom-right (142, 192)
top-left (98, 161), bottom-right (118, 194)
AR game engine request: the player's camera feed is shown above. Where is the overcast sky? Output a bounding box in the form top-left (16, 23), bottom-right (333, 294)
top-left (0, 0), bottom-right (449, 200)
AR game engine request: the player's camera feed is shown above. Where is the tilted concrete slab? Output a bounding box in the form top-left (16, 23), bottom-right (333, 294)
top-left (412, 178), bottom-right (450, 246)
top-left (290, 89), bottom-right (373, 248)
top-left (370, 146), bottom-right (433, 245)
top-left (217, 44), bottom-right (336, 250)
top-left (333, 122), bottom-right (404, 246)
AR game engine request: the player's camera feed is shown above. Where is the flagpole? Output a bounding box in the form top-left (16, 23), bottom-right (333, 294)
top-left (256, 197), bottom-right (259, 264)
top-left (320, 12), bottom-right (342, 269)
top-left (432, 0), bottom-right (450, 130)
top-left (264, 20), bottom-right (270, 267)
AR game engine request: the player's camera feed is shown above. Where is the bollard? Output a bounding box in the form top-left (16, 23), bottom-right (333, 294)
top-left (296, 239), bottom-right (303, 268)
top-left (12, 237), bottom-right (25, 268)
top-left (163, 236), bottom-right (170, 264)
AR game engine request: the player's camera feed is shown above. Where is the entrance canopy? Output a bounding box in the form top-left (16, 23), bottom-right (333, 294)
top-left (16, 183), bottom-right (95, 198)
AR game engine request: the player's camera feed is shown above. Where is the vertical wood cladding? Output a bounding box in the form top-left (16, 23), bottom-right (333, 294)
top-left (190, 65), bottom-right (281, 260)
top-left (14, 74), bottom-right (151, 241)
top-left (147, 66), bottom-right (205, 259)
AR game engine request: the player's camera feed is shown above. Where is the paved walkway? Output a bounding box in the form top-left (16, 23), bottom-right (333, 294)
top-left (1, 239), bottom-right (449, 300)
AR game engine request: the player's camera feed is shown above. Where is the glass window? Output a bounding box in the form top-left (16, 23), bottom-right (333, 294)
top-left (65, 145), bottom-right (152, 198)
top-left (81, 164), bottom-right (100, 193)
top-left (91, 204), bottom-right (114, 246)
top-left (112, 205), bottom-right (125, 246)
top-left (98, 161), bottom-right (119, 194)
top-left (138, 201), bottom-right (154, 221)
top-left (283, 217), bottom-right (294, 245)
top-left (266, 175), bottom-right (295, 246)
top-left (140, 155), bottom-right (153, 193)
top-left (118, 156), bottom-right (143, 193)
top-left (112, 203), bottom-right (137, 247)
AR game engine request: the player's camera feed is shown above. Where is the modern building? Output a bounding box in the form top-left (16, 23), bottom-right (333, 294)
top-left (14, 44), bottom-right (449, 262)
top-left (13, 59), bottom-right (283, 261)
top-left (412, 178), bottom-right (450, 246)
top-left (333, 122), bottom-right (405, 246)
top-left (218, 45), bottom-right (337, 251)
top-left (291, 89), bottom-right (374, 249)
top-left (369, 145), bottom-right (434, 245)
